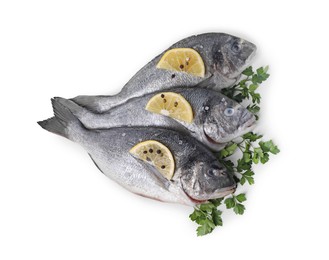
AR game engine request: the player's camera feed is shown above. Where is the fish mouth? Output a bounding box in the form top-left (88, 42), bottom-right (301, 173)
top-left (202, 120), bottom-right (256, 148)
top-left (183, 184), bottom-right (237, 205)
top-left (204, 130), bottom-right (222, 145)
top-left (244, 43), bottom-right (257, 64)
top-left (238, 116), bottom-right (257, 135)
top-left (202, 130), bottom-right (226, 151)
top-left (212, 185), bottom-right (237, 199)
top-left (184, 193), bottom-right (208, 205)
top-left (203, 114), bottom-right (257, 145)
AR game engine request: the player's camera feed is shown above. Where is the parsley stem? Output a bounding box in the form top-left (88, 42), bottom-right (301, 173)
top-left (237, 144), bottom-right (245, 152)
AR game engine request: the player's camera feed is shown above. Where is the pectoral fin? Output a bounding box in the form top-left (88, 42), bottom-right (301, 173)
top-left (133, 158), bottom-right (171, 191)
top-left (195, 75), bottom-right (216, 89)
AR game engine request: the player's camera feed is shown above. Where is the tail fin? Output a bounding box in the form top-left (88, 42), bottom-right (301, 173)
top-left (37, 98), bottom-right (82, 139)
top-left (54, 97), bottom-right (86, 118)
top-left (38, 117), bottom-right (68, 138)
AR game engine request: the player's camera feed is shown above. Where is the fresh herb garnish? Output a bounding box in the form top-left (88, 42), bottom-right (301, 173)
top-left (224, 193), bottom-right (246, 215)
top-left (189, 66), bottom-right (279, 236)
top-left (189, 199), bottom-right (223, 236)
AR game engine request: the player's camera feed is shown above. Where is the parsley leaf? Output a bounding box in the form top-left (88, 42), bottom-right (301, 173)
top-left (189, 199), bottom-right (224, 236)
top-left (224, 198), bottom-right (235, 209)
top-left (242, 66), bottom-right (253, 76)
top-left (243, 132), bottom-right (263, 142)
top-left (212, 208), bottom-right (223, 226)
top-left (225, 193), bottom-right (247, 215)
top-left (234, 203), bottom-right (245, 215)
top-left (259, 140), bottom-right (280, 154)
top-left (219, 143), bottom-right (238, 158)
top-left (196, 219), bottom-right (216, 236)
top-left (235, 193), bottom-right (247, 203)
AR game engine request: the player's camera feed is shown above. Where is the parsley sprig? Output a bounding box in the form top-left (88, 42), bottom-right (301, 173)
top-left (189, 66), bottom-right (279, 236)
top-left (224, 193), bottom-right (246, 215)
top-left (189, 199), bottom-right (223, 236)
top-left (219, 133), bottom-right (280, 185)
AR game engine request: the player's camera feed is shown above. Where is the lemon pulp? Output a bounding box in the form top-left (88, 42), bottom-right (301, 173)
top-left (156, 48), bottom-right (205, 78)
top-left (145, 92), bottom-right (193, 123)
top-left (129, 140), bottom-right (175, 180)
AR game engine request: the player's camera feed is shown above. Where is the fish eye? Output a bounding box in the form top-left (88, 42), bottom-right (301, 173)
top-left (203, 105), bottom-right (210, 112)
top-left (207, 169), bottom-right (218, 177)
top-left (208, 168), bottom-right (226, 177)
top-left (224, 107), bottom-right (235, 116)
top-left (231, 42), bottom-right (241, 53)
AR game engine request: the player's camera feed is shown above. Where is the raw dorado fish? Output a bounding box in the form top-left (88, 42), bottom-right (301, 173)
top-left (59, 87), bottom-right (256, 151)
top-left (72, 33), bottom-right (256, 112)
top-left (38, 99), bottom-right (236, 206)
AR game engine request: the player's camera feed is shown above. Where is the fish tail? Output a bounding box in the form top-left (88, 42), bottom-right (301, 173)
top-left (38, 117), bottom-right (67, 138)
top-left (37, 98), bottom-right (83, 140)
top-left (53, 97), bottom-right (86, 118)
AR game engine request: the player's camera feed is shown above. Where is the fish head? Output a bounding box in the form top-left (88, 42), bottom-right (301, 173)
top-left (201, 95), bottom-right (256, 144)
top-left (180, 156), bottom-right (236, 202)
top-left (209, 34), bottom-right (257, 79)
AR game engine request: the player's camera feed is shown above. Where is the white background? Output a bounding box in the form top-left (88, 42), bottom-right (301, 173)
top-left (1, 1), bottom-right (328, 259)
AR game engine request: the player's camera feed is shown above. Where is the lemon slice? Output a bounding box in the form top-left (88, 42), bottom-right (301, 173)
top-left (145, 92), bottom-right (193, 123)
top-left (129, 140), bottom-right (175, 180)
top-left (156, 48), bottom-right (205, 78)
